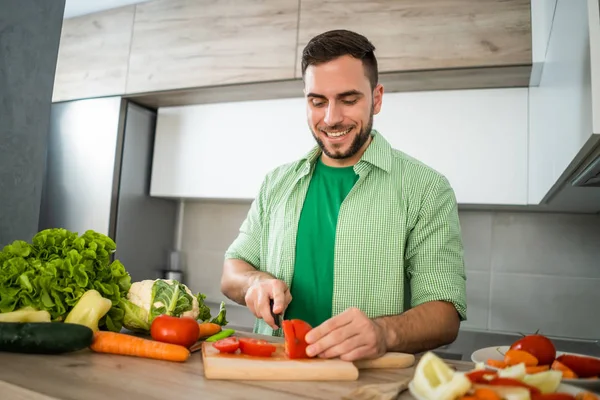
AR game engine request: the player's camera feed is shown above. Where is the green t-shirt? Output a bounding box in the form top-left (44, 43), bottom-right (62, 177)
top-left (284, 156), bottom-right (359, 327)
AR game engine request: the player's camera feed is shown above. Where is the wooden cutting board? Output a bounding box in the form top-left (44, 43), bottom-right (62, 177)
top-left (201, 341), bottom-right (415, 381)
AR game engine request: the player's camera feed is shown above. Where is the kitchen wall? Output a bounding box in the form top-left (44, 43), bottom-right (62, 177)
top-left (181, 201), bottom-right (600, 340)
top-left (0, 0), bottom-right (65, 247)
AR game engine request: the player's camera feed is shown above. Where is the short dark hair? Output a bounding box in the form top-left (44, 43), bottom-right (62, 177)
top-left (301, 29), bottom-right (378, 90)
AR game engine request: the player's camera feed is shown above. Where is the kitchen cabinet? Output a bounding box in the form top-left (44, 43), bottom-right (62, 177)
top-left (51, 0), bottom-right (533, 107)
top-left (52, 6), bottom-right (135, 102)
top-left (125, 0), bottom-right (299, 94)
top-left (295, 0), bottom-right (532, 81)
top-left (149, 88), bottom-right (529, 205)
top-left (527, 0), bottom-right (600, 211)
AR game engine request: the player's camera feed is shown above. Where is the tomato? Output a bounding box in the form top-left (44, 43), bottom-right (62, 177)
top-left (487, 377), bottom-right (541, 395)
top-left (213, 337), bottom-right (240, 353)
top-left (510, 334), bottom-right (556, 366)
top-left (238, 338), bottom-right (276, 357)
top-left (282, 319), bottom-right (313, 359)
top-left (150, 315), bottom-right (200, 348)
top-left (556, 354), bottom-right (600, 378)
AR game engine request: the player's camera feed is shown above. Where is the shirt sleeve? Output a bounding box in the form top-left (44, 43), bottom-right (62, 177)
top-left (223, 175), bottom-right (269, 270)
top-left (404, 174), bottom-right (467, 321)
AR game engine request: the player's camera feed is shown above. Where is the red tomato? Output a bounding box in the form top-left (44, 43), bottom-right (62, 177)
top-left (150, 315), bottom-right (200, 348)
top-left (556, 354), bottom-right (600, 378)
top-left (213, 337), bottom-right (240, 353)
top-left (510, 334), bottom-right (556, 366)
top-left (282, 319), bottom-right (313, 359)
top-left (238, 338), bottom-right (276, 357)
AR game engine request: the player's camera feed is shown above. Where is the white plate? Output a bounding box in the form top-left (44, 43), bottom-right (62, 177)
top-left (408, 379), bottom-right (593, 400)
top-left (471, 345), bottom-right (600, 392)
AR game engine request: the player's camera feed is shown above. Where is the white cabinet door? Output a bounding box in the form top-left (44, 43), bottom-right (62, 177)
top-left (528, 0), bottom-right (597, 204)
top-left (374, 88), bottom-right (529, 205)
top-left (150, 97), bottom-right (316, 199)
top-left (150, 88), bottom-right (529, 205)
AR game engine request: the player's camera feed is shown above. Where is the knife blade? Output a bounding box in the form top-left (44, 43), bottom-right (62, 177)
top-left (269, 298), bottom-right (282, 329)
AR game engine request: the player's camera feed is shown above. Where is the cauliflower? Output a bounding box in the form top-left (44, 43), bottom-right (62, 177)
top-left (127, 279), bottom-right (199, 319)
top-left (121, 279), bottom-right (219, 333)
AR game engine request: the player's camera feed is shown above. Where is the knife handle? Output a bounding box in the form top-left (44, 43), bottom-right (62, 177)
top-left (269, 298), bottom-right (282, 328)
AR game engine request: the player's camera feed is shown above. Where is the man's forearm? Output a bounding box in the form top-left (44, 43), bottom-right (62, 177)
top-left (374, 301), bottom-right (460, 354)
top-left (220, 258), bottom-right (274, 305)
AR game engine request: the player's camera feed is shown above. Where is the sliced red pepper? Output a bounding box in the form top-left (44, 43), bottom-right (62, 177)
top-left (487, 377), bottom-right (541, 395)
top-left (556, 354), bottom-right (600, 378)
top-left (465, 369), bottom-right (498, 383)
top-left (282, 319), bottom-right (312, 359)
top-left (238, 338), bottom-right (276, 357)
top-left (531, 394), bottom-right (576, 400)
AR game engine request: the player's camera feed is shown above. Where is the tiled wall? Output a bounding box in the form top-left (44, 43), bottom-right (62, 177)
top-left (182, 201), bottom-right (600, 340)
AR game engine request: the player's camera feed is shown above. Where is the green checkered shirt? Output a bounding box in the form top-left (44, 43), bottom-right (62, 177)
top-left (225, 130), bottom-right (467, 336)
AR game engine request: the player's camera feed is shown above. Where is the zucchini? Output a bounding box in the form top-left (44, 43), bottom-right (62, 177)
top-left (0, 322), bottom-right (94, 354)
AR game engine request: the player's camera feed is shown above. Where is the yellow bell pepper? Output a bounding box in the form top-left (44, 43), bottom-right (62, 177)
top-left (0, 306), bottom-right (51, 322)
top-left (65, 290), bottom-right (112, 332)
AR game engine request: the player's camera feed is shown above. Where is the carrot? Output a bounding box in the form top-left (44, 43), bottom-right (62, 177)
top-left (487, 359), bottom-right (507, 368)
top-left (526, 365), bottom-right (550, 374)
top-left (90, 331), bottom-right (190, 362)
top-left (551, 360), bottom-right (578, 378)
top-left (504, 349), bottom-right (538, 366)
top-left (474, 388), bottom-right (502, 400)
top-left (198, 322), bottom-right (221, 339)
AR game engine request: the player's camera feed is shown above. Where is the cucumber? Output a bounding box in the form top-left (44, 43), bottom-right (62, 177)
top-left (0, 322), bottom-right (94, 354)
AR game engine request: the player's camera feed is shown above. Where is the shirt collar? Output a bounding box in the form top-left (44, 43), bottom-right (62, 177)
top-left (298, 129), bottom-right (393, 176)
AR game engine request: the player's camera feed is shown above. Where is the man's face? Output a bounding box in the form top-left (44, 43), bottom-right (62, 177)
top-left (304, 55), bottom-right (383, 165)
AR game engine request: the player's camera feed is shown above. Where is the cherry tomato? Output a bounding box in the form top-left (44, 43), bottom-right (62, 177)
top-left (510, 334), bottom-right (556, 366)
top-left (283, 319), bottom-right (313, 359)
top-left (238, 338), bottom-right (276, 357)
top-left (150, 315), bottom-right (200, 348)
top-left (213, 337), bottom-right (240, 353)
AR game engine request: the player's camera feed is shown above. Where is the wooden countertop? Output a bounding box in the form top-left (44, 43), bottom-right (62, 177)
top-left (0, 331), bottom-right (475, 400)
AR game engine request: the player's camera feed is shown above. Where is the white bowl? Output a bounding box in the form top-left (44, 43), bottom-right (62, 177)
top-left (471, 345), bottom-right (600, 392)
top-left (408, 379), bottom-right (592, 400)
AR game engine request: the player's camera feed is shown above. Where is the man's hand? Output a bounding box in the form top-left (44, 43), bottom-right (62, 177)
top-left (244, 278), bottom-right (292, 330)
top-left (304, 307), bottom-right (387, 361)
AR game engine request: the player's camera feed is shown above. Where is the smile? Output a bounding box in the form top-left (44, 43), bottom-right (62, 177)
top-left (322, 127), bottom-right (352, 138)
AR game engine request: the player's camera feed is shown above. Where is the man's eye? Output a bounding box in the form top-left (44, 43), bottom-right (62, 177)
top-left (312, 101), bottom-right (325, 107)
top-left (342, 99), bottom-right (358, 105)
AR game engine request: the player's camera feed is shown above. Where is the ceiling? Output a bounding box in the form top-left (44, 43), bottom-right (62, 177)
top-left (63, 0), bottom-right (153, 19)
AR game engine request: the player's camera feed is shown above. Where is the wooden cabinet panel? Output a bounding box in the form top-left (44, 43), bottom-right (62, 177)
top-left (295, 0), bottom-right (531, 78)
top-left (126, 0), bottom-right (299, 94)
top-left (52, 6), bottom-right (134, 102)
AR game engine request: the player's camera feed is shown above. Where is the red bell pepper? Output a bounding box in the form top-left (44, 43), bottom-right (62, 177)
top-left (282, 319), bottom-right (312, 359)
top-left (556, 354), bottom-right (600, 378)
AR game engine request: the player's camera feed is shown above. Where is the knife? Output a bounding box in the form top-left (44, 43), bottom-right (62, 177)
top-left (269, 298), bottom-right (282, 329)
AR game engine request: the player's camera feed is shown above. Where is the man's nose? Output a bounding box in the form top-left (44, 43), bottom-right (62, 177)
top-left (324, 103), bottom-right (343, 126)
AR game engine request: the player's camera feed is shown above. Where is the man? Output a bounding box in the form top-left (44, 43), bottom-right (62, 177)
top-left (220, 29), bottom-right (467, 362)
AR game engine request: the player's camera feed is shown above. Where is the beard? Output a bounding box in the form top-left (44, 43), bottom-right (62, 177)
top-left (310, 110), bottom-right (374, 160)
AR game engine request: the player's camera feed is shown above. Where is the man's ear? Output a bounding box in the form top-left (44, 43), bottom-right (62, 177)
top-left (372, 83), bottom-right (384, 115)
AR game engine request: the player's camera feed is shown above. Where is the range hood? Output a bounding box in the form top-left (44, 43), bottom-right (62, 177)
top-left (572, 154), bottom-right (600, 187)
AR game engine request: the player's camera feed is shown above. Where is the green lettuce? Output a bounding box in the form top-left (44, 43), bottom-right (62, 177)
top-left (0, 228), bottom-right (131, 332)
